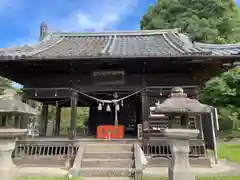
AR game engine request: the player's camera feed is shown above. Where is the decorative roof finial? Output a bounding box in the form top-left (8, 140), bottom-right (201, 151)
top-left (39, 21), bottom-right (48, 41)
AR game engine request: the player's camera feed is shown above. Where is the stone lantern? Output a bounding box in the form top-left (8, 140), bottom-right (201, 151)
top-left (0, 89), bottom-right (40, 180)
top-left (152, 87), bottom-right (212, 180)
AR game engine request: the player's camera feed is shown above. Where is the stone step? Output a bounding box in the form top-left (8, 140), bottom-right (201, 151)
top-left (85, 144), bottom-right (133, 152)
top-left (79, 167), bottom-right (134, 177)
top-left (83, 152), bottom-right (133, 159)
top-left (81, 159), bottom-right (134, 168)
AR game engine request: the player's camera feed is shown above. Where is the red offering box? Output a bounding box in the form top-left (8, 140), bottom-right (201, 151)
top-left (97, 125), bottom-right (124, 139)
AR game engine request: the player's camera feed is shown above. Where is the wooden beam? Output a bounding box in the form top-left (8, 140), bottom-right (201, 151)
top-left (23, 88), bottom-right (72, 99)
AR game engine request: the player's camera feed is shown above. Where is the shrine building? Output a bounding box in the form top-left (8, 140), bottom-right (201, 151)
top-left (0, 22), bottom-right (239, 141)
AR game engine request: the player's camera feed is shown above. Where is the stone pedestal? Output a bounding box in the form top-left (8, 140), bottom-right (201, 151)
top-left (163, 129), bottom-right (199, 180)
top-left (0, 139), bottom-right (16, 169)
top-left (0, 129), bottom-right (27, 180)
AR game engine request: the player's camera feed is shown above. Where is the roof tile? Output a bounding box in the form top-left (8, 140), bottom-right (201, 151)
top-left (0, 29), bottom-right (239, 60)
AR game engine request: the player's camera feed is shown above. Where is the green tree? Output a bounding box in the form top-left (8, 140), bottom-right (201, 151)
top-left (200, 67), bottom-right (240, 130)
top-left (47, 106), bottom-right (89, 134)
top-left (140, 0), bottom-right (240, 43)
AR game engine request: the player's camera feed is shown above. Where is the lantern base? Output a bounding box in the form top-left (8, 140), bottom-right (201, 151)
top-left (0, 139), bottom-right (16, 169)
top-left (0, 140), bottom-right (17, 180)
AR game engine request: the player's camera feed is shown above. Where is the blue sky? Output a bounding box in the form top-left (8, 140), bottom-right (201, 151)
top-left (1, 0), bottom-right (240, 48)
top-left (0, 0), bottom-right (158, 48)
top-left (0, 0), bottom-right (239, 88)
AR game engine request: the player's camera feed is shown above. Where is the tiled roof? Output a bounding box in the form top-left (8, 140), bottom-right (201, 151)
top-left (195, 42), bottom-right (240, 56)
top-left (0, 29), bottom-right (211, 60)
top-left (0, 28), bottom-right (240, 60)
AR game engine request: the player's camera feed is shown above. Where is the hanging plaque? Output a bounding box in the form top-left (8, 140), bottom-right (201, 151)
top-left (92, 70), bottom-right (125, 85)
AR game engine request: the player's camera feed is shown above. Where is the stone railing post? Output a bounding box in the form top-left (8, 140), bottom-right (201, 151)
top-left (0, 129), bottom-right (28, 180)
top-left (163, 128), bottom-right (199, 180)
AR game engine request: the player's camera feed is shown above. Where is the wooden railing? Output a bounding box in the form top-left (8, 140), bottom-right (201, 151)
top-left (12, 140), bottom-right (79, 167)
top-left (142, 139), bottom-right (206, 158)
top-left (142, 113), bottom-right (206, 158)
top-left (12, 138), bottom-right (206, 167)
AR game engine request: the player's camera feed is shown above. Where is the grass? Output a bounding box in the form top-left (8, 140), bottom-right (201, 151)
top-left (140, 177), bottom-right (240, 180)
top-left (217, 142), bottom-right (240, 162)
top-left (17, 177), bottom-right (240, 180)
top-left (17, 178), bottom-right (83, 180)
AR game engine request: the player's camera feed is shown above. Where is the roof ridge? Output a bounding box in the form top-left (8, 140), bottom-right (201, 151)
top-left (166, 30), bottom-right (184, 48)
top-left (162, 33), bottom-right (185, 54)
top-left (101, 35), bottom-right (114, 54)
top-left (28, 37), bottom-right (64, 57)
top-left (50, 28), bottom-right (181, 37)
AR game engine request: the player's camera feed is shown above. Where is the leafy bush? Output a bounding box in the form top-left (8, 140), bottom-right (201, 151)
top-left (200, 67), bottom-right (240, 132)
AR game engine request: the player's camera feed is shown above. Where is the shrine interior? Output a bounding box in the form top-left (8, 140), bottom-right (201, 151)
top-left (0, 58), bottom-right (204, 137)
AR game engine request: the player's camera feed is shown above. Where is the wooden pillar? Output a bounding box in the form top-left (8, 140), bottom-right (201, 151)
top-left (55, 106), bottom-right (61, 136)
top-left (41, 104), bottom-right (48, 136)
top-left (141, 90), bottom-right (149, 123)
top-left (141, 91), bottom-right (149, 132)
top-left (141, 89), bottom-right (150, 152)
top-left (135, 98), bottom-right (141, 136)
top-left (69, 91), bottom-right (78, 140)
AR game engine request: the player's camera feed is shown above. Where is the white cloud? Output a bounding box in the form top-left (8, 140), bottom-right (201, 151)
top-left (50, 0), bottom-right (138, 31)
top-left (75, 13), bottom-right (118, 31)
top-left (7, 0), bottom-right (138, 47)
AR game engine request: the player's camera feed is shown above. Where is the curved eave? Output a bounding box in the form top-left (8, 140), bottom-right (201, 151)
top-left (0, 55), bottom-right (240, 62)
top-left (195, 42), bottom-right (240, 49)
top-left (0, 36), bottom-right (64, 60)
top-left (195, 42), bottom-right (240, 56)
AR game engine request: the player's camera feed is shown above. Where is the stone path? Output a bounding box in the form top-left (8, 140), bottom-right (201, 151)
top-left (15, 167), bottom-right (69, 178)
top-left (143, 159), bottom-right (240, 177)
top-left (12, 159), bottom-right (240, 179)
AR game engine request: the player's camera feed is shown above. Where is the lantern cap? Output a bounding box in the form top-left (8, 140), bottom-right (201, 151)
top-left (152, 87), bottom-right (212, 115)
